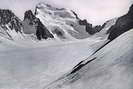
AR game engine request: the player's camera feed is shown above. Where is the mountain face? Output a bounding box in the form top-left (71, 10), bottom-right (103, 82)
top-left (34, 3), bottom-right (95, 40)
top-left (101, 18), bottom-right (118, 34)
top-left (0, 9), bottom-right (24, 40)
top-left (94, 18), bottom-right (117, 38)
top-left (35, 18), bottom-right (54, 40)
top-left (23, 10), bottom-right (54, 40)
top-left (24, 10), bottom-right (36, 25)
top-left (22, 10), bottom-right (37, 35)
top-left (35, 3), bottom-right (104, 40)
top-left (78, 19), bottom-right (102, 35)
top-left (0, 9), bottom-right (23, 32)
top-left (108, 4), bottom-right (133, 41)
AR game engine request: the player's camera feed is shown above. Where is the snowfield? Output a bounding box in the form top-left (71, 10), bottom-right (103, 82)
top-left (44, 29), bottom-right (133, 89)
top-left (1, 28), bottom-right (133, 89)
top-left (0, 35), bottom-right (103, 89)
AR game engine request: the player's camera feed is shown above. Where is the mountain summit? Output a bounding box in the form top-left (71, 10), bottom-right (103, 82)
top-left (34, 3), bottom-right (102, 40)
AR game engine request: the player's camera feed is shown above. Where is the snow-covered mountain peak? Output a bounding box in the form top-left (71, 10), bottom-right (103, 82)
top-left (36, 3), bottom-right (66, 11)
top-left (35, 3), bottom-right (76, 19)
top-left (0, 9), bottom-right (24, 40)
top-left (34, 2), bottom-right (93, 40)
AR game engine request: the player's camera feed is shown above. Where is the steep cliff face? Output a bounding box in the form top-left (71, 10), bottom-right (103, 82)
top-left (0, 9), bottom-right (23, 32)
top-left (22, 10), bottom-right (37, 34)
top-left (78, 19), bottom-right (102, 35)
top-left (35, 3), bottom-right (93, 40)
top-left (24, 10), bottom-right (36, 25)
top-left (94, 18), bottom-right (117, 39)
top-left (108, 4), bottom-right (133, 41)
top-left (0, 9), bottom-right (24, 40)
top-left (23, 10), bottom-right (54, 40)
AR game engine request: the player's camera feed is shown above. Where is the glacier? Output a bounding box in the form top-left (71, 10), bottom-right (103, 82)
top-left (0, 34), bottom-right (103, 89)
top-left (44, 29), bottom-right (133, 89)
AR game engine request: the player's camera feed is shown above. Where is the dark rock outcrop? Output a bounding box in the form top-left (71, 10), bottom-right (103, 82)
top-left (71, 10), bottom-right (79, 19)
top-left (78, 19), bottom-right (93, 34)
top-left (78, 19), bottom-right (88, 25)
top-left (108, 4), bottom-right (133, 41)
top-left (92, 25), bottom-right (102, 33)
top-left (0, 9), bottom-right (23, 32)
top-left (24, 10), bottom-right (36, 25)
top-left (52, 28), bottom-right (66, 39)
top-left (35, 18), bottom-right (54, 40)
top-left (23, 10), bottom-right (54, 40)
top-left (70, 57), bottom-right (96, 74)
top-left (78, 19), bottom-right (102, 35)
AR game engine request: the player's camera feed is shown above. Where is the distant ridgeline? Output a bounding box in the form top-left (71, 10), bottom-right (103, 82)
top-left (0, 3), bottom-right (104, 41)
top-left (0, 3), bottom-right (133, 41)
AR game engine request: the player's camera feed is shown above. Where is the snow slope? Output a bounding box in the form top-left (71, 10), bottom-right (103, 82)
top-left (0, 36), bottom-right (103, 89)
top-left (44, 29), bottom-right (133, 89)
top-left (0, 25), bottom-right (24, 41)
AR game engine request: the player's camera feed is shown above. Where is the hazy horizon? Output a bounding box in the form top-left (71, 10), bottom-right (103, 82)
top-left (0, 0), bottom-right (132, 25)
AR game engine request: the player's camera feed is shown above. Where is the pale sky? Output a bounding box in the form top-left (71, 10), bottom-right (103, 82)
top-left (0, 0), bottom-right (132, 25)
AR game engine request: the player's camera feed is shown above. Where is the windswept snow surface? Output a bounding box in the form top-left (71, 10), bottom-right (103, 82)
top-left (0, 34), bottom-right (103, 89)
top-left (44, 29), bottom-right (133, 89)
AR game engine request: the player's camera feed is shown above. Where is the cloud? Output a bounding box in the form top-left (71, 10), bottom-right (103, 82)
top-left (0, 0), bottom-right (132, 25)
